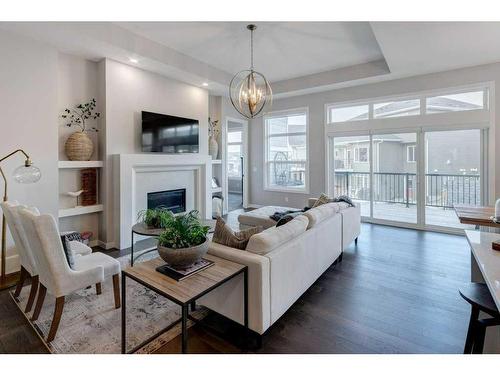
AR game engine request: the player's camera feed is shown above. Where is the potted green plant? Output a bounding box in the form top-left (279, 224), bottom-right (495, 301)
top-left (157, 210), bottom-right (211, 268)
top-left (61, 98), bottom-right (100, 161)
top-left (137, 207), bottom-right (171, 229)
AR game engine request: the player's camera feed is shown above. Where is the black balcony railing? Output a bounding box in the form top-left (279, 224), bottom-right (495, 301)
top-left (334, 171), bottom-right (480, 208)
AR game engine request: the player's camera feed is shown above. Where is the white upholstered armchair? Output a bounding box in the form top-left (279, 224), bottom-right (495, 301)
top-left (18, 208), bottom-right (121, 342)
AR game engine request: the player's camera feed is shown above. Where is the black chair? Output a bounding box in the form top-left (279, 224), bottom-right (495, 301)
top-left (460, 283), bottom-right (500, 354)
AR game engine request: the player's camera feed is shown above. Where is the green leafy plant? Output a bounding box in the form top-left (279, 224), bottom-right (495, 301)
top-left (61, 98), bottom-right (101, 132)
top-left (137, 207), bottom-right (171, 229)
top-left (157, 210), bottom-right (210, 249)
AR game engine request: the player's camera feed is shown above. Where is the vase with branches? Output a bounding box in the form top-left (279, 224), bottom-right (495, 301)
top-left (61, 98), bottom-right (101, 133)
top-left (61, 99), bottom-right (101, 161)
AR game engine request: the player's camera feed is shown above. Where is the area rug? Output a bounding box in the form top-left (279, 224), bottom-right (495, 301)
top-left (11, 249), bottom-right (207, 354)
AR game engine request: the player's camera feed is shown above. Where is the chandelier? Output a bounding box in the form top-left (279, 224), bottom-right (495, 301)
top-left (229, 24), bottom-right (272, 119)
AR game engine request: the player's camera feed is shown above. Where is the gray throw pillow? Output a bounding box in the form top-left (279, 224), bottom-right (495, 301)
top-left (212, 217), bottom-right (262, 250)
top-left (60, 231), bottom-right (82, 268)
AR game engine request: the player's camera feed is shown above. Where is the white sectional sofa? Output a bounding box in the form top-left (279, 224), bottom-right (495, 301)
top-left (199, 203), bottom-right (344, 335)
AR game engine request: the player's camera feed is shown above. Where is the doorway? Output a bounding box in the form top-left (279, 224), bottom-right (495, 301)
top-left (224, 117), bottom-right (248, 213)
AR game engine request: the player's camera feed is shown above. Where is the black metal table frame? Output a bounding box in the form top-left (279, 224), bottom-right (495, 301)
top-left (121, 266), bottom-right (248, 354)
top-left (130, 229), bottom-right (160, 267)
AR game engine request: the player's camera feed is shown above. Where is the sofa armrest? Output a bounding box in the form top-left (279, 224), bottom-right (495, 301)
top-left (198, 241), bottom-right (271, 334)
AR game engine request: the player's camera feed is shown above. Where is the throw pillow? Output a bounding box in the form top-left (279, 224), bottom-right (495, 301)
top-left (60, 231), bottom-right (82, 268)
top-left (276, 211), bottom-right (304, 227)
top-left (312, 193), bottom-right (331, 208)
top-left (212, 217), bottom-right (262, 250)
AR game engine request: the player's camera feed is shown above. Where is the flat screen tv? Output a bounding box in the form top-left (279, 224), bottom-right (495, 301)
top-left (142, 111), bottom-right (199, 153)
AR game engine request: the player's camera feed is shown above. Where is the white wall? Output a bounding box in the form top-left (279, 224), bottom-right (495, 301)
top-left (0, 30), bottom-right (58, 273)
top-left (101, 59), bottom-right (210, 247)
top-left (249, 62), bottom-right (500, 209)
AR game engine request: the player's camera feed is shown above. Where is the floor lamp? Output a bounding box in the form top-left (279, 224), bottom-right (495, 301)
top-left (0, 149), bottom-right (41, 290)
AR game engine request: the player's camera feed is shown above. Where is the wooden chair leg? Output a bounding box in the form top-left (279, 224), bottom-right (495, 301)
top-left (13, 266), bottom-right (28, 298)
top-left (112, 274), bottom-right (120, 309)
top-left (47, 296), bottom-right (65, 343)
top-left (96, 282), bottom-right (102, 295)
top-left (31, 283), bottom-right (47, 321)
top-left (24, 275), bottom-right (39, 313)
top-left (464, 306), bottom-right (479, 354)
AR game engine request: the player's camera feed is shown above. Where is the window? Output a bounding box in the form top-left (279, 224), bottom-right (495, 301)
top-left (373, 99), bottom-right (420, 118)
top-left (329, 104), bottom-right (368, 123)
top-left (426, 90), bottom-right (485, 114)
top-left (407, 145), bottom-right (416, 162)
top-left (264, 108), bottom-right (308, 192)
top-left (227, 128), bottom-right (243, 178)
top-left (326, 87), bottom-right (489, 125)
top-left (354, 147), bottom-right (368, 162)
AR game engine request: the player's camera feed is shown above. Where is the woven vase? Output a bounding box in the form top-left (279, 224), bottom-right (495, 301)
top-left (65, 131), bottom-right (93, 161)
top-left (209, 136), bottom-right (219, 159)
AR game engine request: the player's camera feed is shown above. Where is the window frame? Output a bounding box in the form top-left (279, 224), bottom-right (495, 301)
top-left (407, 145), bottom-right (416, 163)
top-left (263, 107), bottom-right (310, 193)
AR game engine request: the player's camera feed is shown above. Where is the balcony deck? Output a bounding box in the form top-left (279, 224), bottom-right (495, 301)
top-left (356, 200), bottom-right (476, 230)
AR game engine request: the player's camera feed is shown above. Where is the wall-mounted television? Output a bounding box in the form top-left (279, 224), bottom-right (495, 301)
top-left (142, 111), bottom-right (199, 153)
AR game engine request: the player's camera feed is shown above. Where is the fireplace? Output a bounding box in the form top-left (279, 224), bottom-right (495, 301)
top-left (147, 188), bottom-right (186, 213)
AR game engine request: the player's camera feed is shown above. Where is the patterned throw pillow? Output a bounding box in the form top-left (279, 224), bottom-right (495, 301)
top-left (59, 231), bottom-right (82, 268)
top-left (212, 217), bottom-right (262, 250)
top-left (312, 193), bottom-right (331, 208)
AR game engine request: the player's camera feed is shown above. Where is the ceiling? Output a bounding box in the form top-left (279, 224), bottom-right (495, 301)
top-left (2, 22), bottom-right (500, 97)
top-left (116, 22), bottom-right (384, 82)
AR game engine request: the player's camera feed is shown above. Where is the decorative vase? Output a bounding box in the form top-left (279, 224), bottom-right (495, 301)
top-left (65, 131), bottom-right (94, 161)
top-left (157, 238), bottom-right (209, 269)
top-left (209, 136), bottom-right (219, 160)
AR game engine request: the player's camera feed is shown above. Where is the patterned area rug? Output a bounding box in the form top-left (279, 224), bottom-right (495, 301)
top-left (11, 249), bottom-right (206, 354)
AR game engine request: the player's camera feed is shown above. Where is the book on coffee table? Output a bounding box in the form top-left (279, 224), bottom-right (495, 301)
top-left (156, 258), bottom-right (215, 281)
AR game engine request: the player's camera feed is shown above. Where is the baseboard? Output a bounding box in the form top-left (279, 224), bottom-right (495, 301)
top-left (96, 240), bottom-right (116, 250)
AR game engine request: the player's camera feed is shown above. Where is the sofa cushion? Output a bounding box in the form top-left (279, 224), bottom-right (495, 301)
top-left (246, 215), bottom-right (309, 255)
top-left (212, 217), bottom-right (262, 250)
top-left (304, 203), bottom-right (337, 229)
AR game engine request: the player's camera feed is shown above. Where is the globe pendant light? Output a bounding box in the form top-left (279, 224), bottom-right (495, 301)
top-left (229, 24), bottom-right (272, 119)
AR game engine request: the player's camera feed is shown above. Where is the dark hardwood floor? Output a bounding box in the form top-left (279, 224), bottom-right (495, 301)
top-left (0, 222), bottom-right (471, 354)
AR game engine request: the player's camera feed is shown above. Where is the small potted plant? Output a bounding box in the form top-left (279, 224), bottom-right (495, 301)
top-left (157, 210), bottom-right (211, 269)
top-left (137, 207), bottom-right (170, 229)
top-left (61, 98), bottom-right (100, 161)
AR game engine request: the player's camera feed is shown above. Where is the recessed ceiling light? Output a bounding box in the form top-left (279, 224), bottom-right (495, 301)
top-left (129, 58), bottom-right (138, 63)
top-left (202, 82), bottom-right (209, 87)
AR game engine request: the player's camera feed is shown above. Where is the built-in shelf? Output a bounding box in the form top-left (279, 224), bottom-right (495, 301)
top-left (59, 204), bottom-right (104, 218)
top-left (58, 161), bottom-right (103, 169)
top-left (211, 159), bottom-right (222, 165)
top-left (212, 187), bottom-right (222, 193)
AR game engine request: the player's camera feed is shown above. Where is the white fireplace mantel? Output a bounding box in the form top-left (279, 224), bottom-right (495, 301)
top-left (115, 153), bottom-right (212, 250)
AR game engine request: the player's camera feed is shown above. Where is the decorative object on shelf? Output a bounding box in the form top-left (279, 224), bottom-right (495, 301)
top-left (0, 149), bottom-right (41, 289)
top-left (208, 117), bottom-right (219, 159)
top-left (495, 198), bottom-right (500, 221)
top-left (81, 168), bottom-right (97, 206)
top-left (81, 231), bottom-right (93, 246)
top-left (157, 210), bottom-right (211, 268)
top-left (229, 24), bottom-right (272, 119)
top-left (212, 177), bottom-right (219, 189)
top-left (61, 98), bottom-right (100, 161)
top-left (66, 190), bottom-right (84, 208)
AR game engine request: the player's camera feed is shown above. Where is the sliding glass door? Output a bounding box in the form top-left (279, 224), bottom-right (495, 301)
top-left (424, 129), bottom-right (482, 229)
top-left (372, 133), bottom-right (418, 224)
top-left (330, 128), bottom-right (484, 230)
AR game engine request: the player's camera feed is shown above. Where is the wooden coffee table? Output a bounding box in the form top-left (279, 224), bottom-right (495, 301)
top-left (121, 253), bottom-right (248, 354)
